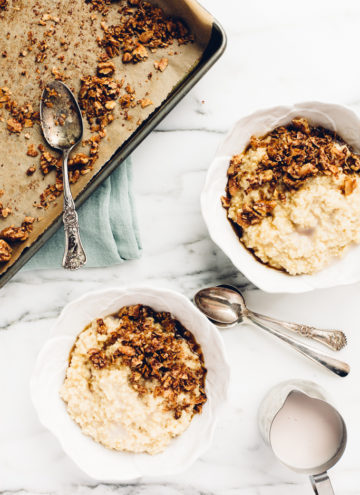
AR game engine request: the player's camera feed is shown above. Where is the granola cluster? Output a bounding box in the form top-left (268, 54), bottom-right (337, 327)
top-left (0, 216), bottom-right (35, 262)
top-left (0, 201), bottom-right (12, 218)
top-left (86, 0), bottom-right (112, 13)
top-left (0, 216), bottom-right (35, 242)
top-left (78, 72), bottom-right (122, 130)
top-left (83, 304), bottom-right (207, 419)
top-left (1, 87), bottom-right (39, 135)
top-left (98, 1), bottom-right (193, 62)
top-left (223, 118), bottom-right (360, 230)
top-left (0, 239), bottom-right (11, 262)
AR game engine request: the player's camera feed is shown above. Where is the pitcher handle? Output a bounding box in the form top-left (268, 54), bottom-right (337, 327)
top-left (310, 472), bottom-right (335, 495)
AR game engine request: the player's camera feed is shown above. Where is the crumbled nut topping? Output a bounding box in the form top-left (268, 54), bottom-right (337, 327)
top-left (0, 216), bottom-right (34, 242)
top-left (343, 177), bottom-right (357, 196)
top-left (78, 73), bottom-right (122, 130)
top-left (7, 117), bottom-right (23, 133)
top-left (40, 150), bottom-right (61, 175)
top-left (26, 144), bottom-right (39, 157)
top-left (224, 118), bottom-right (360, 229)
top-left (80, 304), bottom-right (207, 419)
top-left (139, 97), bottom-right (152, 108)
top-left (154, 57), bottom-right (168, 72)
top-left (99, 1), bottom-right (193, 62)
top-left (0, 202), bottom-right (12, 218)
top-left (97, 61), bottom-right (116, 76)
top-left (2, 86), bottom-right (39, 134)
top-left (26, 166), bottom-right (36, 176)
top-left (0, 239), bottom-right (11, 262)
top-left (85, 0), bottom-right (112, 14)
top-left (96, 317), bottom-right (108, 334)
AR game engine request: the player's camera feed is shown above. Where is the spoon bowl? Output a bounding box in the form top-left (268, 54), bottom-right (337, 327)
top-left (194, 286), bottom-right (246, 325)
top-left (40, 81), bottom-right (83, 151)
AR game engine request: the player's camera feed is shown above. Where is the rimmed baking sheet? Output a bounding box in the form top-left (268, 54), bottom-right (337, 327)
top-left (0, 1), bottom-right (226, 287)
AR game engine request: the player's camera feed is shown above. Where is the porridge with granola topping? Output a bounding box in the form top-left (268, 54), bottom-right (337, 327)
top-left (60, 304), bottom-right (207, 455)
top-left (222, 118), bottom-right (360, 275)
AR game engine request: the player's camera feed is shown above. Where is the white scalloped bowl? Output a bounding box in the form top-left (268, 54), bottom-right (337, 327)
top-left (30, 286), bottom-right (230, 482)
top-left (201, 101), bottom-right (360, 293)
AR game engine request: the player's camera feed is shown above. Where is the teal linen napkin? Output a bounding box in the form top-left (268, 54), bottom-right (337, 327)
top-left (24, 158), bottom-right (142, 270)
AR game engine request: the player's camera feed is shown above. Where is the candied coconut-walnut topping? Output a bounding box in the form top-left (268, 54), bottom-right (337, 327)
top-left (0, 239), bottom-right (12, 262)
top-left (99, 1), bottom-right (193, 62)
top-left (0, 202), bottom-right (12, 218)
top-left (0, 216), bottom-right (34, 242)
top-left (223, 118), bottom-right (360, 275)
top-left (2, 87), bottom-right (39, 134)
top-left (154, 57), bottom-right (168, 72)
top-left (60, 304), bottom-right (207, 454)
top-left (78, 73), bottom-right (122, 130)
top-left (85, 0), bottom-right (112, 13)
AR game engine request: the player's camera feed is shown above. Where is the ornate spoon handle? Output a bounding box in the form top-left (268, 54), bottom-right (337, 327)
top-left (247, 313), bottom-right (350, 377)
top-left (251, 311), bottom-right (347, 351)
top-left (62, 150), bottom-right (86, 270)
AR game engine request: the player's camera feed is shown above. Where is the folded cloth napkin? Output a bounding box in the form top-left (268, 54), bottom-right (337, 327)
top-left (24, 157), bottom-right (142, 270)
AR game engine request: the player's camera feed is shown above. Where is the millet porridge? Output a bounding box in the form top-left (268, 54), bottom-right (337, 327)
top-left (60, 304), bottom-right (207, 455)
top-left (222, 118), bottom-right (360, 275)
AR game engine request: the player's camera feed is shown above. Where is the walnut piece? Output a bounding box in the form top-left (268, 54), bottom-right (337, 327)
top-left (139, 97), bottom-right (153, 109)
top-left (154, 57), bottom-right (168, 72)
top-left (27, 144), bottom-right (39, 157)
top-left (0, 202), bottom-right (12, 218)
top-left (343, 177), bottom-right (357, 196)
top-left (0, 217), bottom-right (34, 242)
top-left (0, 239), bottom-right (12, 262)
top-left (97, 61), bottom-right (115, 76)
top-left (96, 318), bottom-right (107, 334)
top-left (88, 349), bottom-right (107, 369)
top-left (26, 166), bottom-right (36, 176)
top-left (7, 118), bottom-right (23, 133)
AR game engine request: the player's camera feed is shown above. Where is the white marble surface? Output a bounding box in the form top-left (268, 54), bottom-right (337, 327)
top-left (1, 0), bottom-right (360, 493)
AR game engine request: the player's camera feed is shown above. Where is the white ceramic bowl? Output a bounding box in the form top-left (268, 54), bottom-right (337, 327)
top-left (30, 286), bottom-right (230, 482)
top-left (201, 101), bottom-right (360, 293)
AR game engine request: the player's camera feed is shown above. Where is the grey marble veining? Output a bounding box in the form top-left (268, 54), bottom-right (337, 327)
top-left (1, 0), bottom-right (360, 493)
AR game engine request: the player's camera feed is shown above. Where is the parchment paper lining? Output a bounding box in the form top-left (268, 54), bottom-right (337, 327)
top-left (0, 0), bottom-right (213, 275)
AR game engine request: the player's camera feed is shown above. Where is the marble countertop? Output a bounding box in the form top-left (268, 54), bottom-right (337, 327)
top-left (1, 1), bottom-right (360, 493)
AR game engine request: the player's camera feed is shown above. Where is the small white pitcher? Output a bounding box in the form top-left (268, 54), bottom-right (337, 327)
top-left (258, 380), bottom-right (347, 494)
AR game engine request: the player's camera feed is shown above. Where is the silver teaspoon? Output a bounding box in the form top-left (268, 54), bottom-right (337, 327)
top-left (40, 81), bottom-right (86, 270)
top-left (194, 286), bottom-right (350, 378)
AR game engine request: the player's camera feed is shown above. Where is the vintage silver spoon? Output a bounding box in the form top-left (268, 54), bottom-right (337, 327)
top-left (217, 285), bottom-right (346, 351)
top-left (40, 81), bottom-right (86, 270)
top-left (194, 286), bottom-right (350, 377)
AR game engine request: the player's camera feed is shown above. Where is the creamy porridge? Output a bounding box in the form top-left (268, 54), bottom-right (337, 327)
top-left (60, 304), bottom-right (207, 455)
top-left (222, 118), bottom-right (360, 275)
